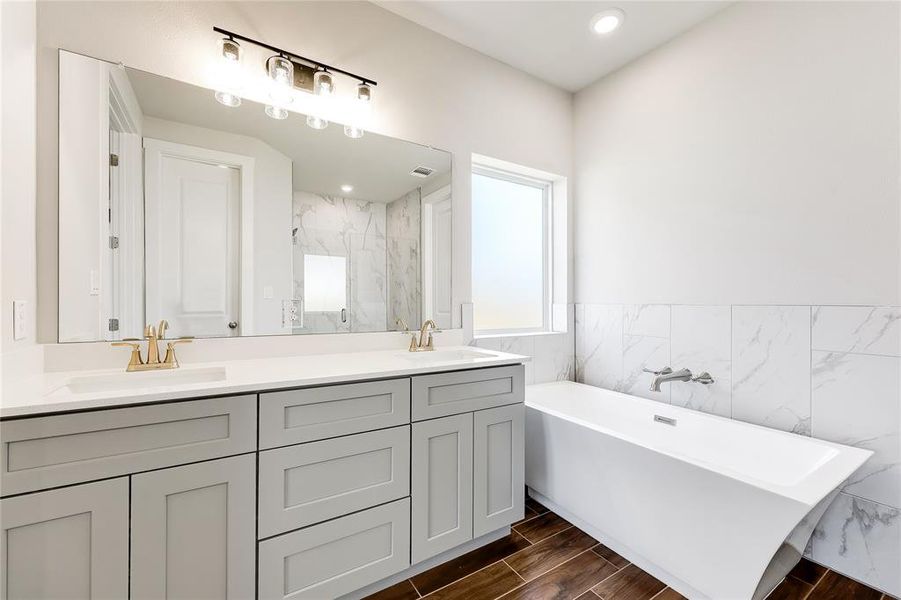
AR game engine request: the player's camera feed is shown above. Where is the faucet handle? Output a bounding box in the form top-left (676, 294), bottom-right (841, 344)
top-left (111, 341), bottom-right (144, 369)
top-left (642, 366), bottom-right (673, 376)
top-left (163, 337), bottom-right (192, 367)
top-left (692, 371), bottom-right (715, 385)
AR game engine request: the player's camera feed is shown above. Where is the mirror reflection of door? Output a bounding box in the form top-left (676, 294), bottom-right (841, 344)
top-left (423, 185), bottom-right (453, 330)
top-left (144, 139), bottom-right (252, 338)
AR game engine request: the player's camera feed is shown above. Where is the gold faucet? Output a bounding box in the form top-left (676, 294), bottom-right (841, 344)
top-left (111, 320), bottom-right (192, 371)
top-left (409, 319), bottom-right (438, 352)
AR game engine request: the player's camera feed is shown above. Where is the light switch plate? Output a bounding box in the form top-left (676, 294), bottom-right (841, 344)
top-left (13, 300), bottom-right (27, 341)
top-left (89, 269), bottom-right (101, 295)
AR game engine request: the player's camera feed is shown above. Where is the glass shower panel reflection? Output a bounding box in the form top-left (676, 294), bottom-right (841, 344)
top-left (292, 193), bottom-right (389, 333)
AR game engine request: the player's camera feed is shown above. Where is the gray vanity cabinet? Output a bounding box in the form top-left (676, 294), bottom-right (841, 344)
top-left (410, 365), bottom-right (525, 564)
top-left (0, 478), bottom-right (129, 600)
top-left (473, 403), bottom-right (525, 537)
top-left (411, 413), bottom-right (474, 563)
top-left (130, 454), bottom-right (256, 600)
top-left (0, 363), bottom-right (526, 600)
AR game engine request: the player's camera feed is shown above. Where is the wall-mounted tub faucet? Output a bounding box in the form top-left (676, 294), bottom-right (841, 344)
top-left (643, 366), bottom-right (715, 392)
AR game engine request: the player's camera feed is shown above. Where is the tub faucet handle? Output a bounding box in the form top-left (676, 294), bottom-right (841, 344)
top-left (692, 371), bottom-right (715, 385)
top-left (642, 366), bottom-right (673, 376)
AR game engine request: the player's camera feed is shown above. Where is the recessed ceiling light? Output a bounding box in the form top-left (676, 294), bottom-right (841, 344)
top-left (340, 184), bottom-right (354, 193)
top-left (591, 8), bottom-right (624, 35)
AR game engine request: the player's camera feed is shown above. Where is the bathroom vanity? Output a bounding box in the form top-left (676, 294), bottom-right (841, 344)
top-left (0, 349), bottom-right (526, 599)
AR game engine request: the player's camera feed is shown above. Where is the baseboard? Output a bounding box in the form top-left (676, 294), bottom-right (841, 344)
top-left (339, 527), bottom-right (511, 600)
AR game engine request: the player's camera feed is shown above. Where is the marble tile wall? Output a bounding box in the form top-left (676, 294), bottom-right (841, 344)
top-left (292, 191), bottom-right (387, 333)
top-left (574, 303), bottom-right (901, 596)
top-left (387, 189), bottom-right (421, 330)
top-left (472, 304), bottom-right (575, 385)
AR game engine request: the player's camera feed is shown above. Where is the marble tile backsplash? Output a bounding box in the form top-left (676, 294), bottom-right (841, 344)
top-left (574, 303), bottom-right (901, 596)
top-left (472, 304), bottom-right (575, 386)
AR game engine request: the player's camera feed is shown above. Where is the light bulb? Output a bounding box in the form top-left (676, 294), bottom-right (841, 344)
top-left (313, 71), bottom-right (334, 97)
top-left (344, 125), bottom-right (364, 139)
top-left (306, 114), bottom-right (328, 130)
top-left (265, 105), bottom-right (288, 120)
top-left (343, 82), bottom-right (372, 138)
top-left (214, 37), bottom-right (243, 107)
top-left (590, 9), bottom-right (624, 35)
top-left (356, 82), bottom-right (372, 105)
top-left (340, 184), bottom-right (354, 193)
top-left (267, 55), bottom-right (294, 106)
top-left (215, 90), bottom-right (241, 107)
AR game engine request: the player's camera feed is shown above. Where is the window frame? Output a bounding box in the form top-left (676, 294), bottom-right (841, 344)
top-left (471, 164), bottom-right (554, 337)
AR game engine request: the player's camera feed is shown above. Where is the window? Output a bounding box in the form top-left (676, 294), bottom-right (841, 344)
top-left (472, 165), bottom-right (552, 335)
top-left (304, 254), bottom-right (347, 312)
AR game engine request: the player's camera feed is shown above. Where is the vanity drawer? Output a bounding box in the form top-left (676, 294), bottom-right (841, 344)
top-left (411, 365), bottom-right (524, 421)
top-left (259, 379), bottom-right (410, 449)
top-left (258, 425), bottom-right (410, 538)
top-left (0, 396), bottom-right (256, 496)
top-left (258, 498), bottom-right (410, 600)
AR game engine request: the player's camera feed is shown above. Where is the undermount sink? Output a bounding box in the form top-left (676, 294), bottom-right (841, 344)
top-left (63, 366), bottom-right (227, 394)
top-left (399, 349), bottom-right (496, 361)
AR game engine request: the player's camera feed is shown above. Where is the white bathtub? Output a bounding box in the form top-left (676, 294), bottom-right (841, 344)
top-left (525, 381), bottom-right (872, 600)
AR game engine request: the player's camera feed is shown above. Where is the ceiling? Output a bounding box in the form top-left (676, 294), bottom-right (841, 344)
top-left (376, 1), bottom-right (729, 91)
top-left (127, 68), bottom-right (450, 203)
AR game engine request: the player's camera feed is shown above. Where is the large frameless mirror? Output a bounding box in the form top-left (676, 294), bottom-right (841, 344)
top-left (57, 50), bottom-right (452, 342)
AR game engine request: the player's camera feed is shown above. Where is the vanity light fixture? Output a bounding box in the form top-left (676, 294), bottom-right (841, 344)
top-left (591, 8), bottom-right (625, 35)
top-left (212, 27), bottom-right (377, 133)
top-left (214, 37), bottom-right (243, 107)
top-left (340, 184), bottom-right (354, 193)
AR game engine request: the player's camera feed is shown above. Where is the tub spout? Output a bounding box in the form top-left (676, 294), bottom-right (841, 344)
top-left (644, 367), bottom-right (693, 392)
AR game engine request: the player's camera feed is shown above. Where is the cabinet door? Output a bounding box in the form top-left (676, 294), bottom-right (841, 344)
top-left (0, 478), bottom-right (129, 599)
top-left (131, 454), bottom-right (256, 600)
top-left (411, 413), bottom-right (473, 563)
top-left (473, 404), bottom-right (525, 537)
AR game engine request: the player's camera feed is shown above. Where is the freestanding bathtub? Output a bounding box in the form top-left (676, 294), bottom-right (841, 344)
top-left (525, 381), bottom-right (872, 600)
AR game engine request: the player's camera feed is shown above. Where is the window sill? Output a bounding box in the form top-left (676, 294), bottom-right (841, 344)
top-left (473, 330), bottom-right (566, 341)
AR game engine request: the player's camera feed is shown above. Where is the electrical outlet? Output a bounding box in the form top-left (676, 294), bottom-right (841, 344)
top-left (282, 299), bottom-right (302, 328)
top-left (13, 300), bottom-right (27, 341)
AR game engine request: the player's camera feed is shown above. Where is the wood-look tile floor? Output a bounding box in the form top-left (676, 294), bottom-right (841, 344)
top-left (365, 497), bottom-right (894, 600)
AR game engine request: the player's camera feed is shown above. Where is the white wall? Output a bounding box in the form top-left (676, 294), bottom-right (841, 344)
top-left (142, 116), bottom-right (294, 336)
top-left (57, 51), bottom-right (109, 341)
top-left (35, 0), bottom-right (573, 342)
top-left (1, 0), bottom-right (41, 399)
top-left (573, 1), bottom-right (900, 307)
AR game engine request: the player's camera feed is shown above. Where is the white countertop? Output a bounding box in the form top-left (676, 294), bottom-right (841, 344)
top-left (1, 346), bottom-right (528, 418)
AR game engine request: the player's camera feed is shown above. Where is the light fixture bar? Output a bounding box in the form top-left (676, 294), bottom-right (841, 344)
top-left (212, 26), bottom-right (377, 86)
